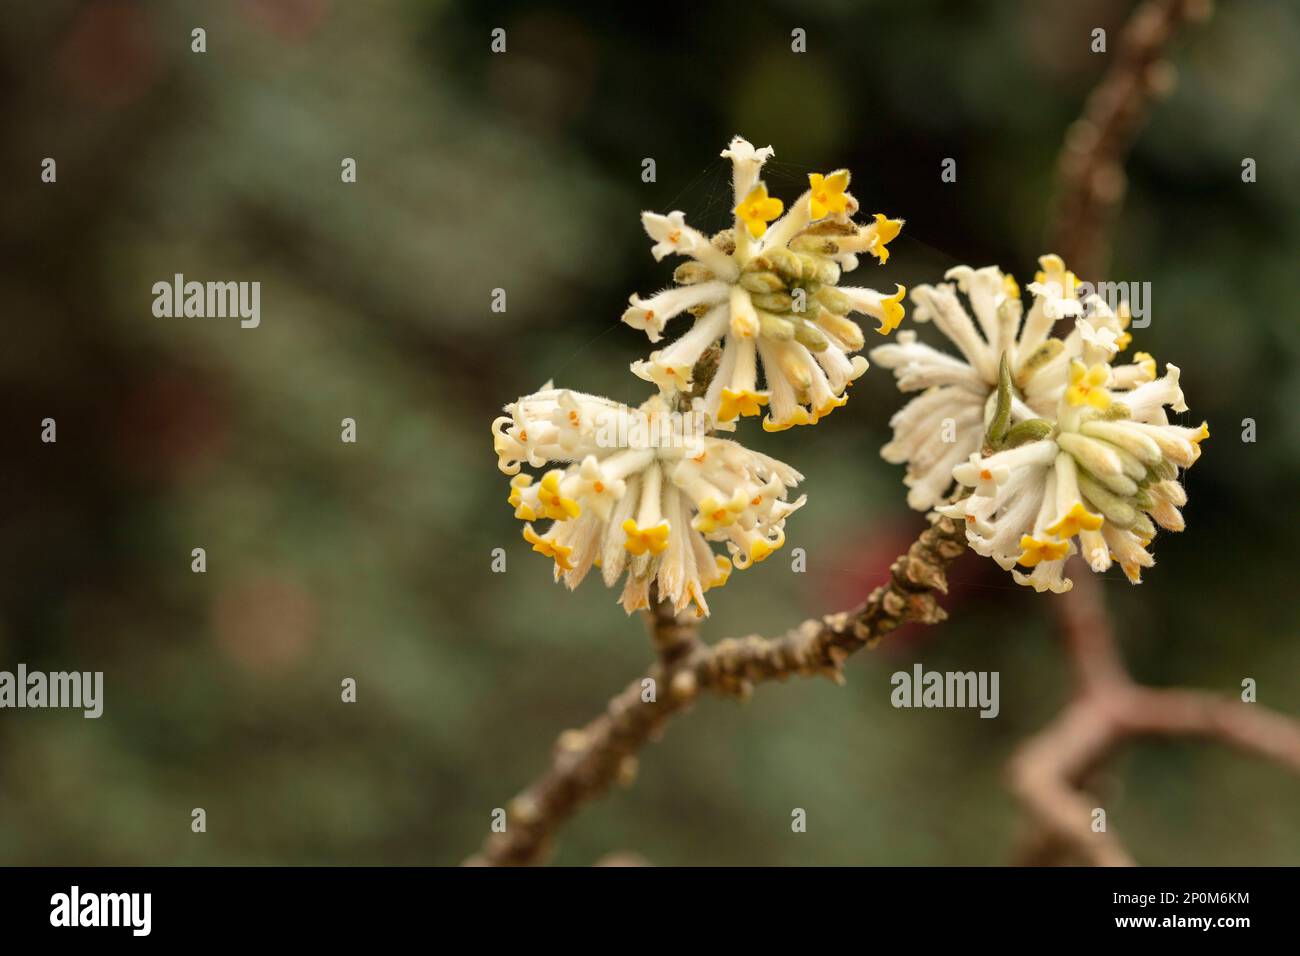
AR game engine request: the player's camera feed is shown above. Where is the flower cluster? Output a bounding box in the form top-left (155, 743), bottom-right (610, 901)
top-left (492, 137), bottom-right (906, 616)
top-left (624, 137), bottom-right (906, 432)
top-left (873, 255), bottom-right (1208, 592)
top-left (493, 389), bottom-right (804, 616)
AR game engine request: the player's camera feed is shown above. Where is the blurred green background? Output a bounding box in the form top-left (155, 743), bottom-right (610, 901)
top-left (1, 0), bottom-right (1297, 865)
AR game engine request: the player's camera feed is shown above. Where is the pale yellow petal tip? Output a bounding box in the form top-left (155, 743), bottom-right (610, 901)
top-left (869, 213), bottom-right (904, 264)
top-left (1120, 561), bottom-right (1143, 585)
top-left (747, 529), bottom-right (785, 566)
top-left (1015, 535), bottom-right (1070, 568)
top-left (1036, 253), bottom-right (1064, 277)
top-left (522, 523), bottom-right (574, 571)
top-left (621, 518), bottom-right (670, 556)
top-left (507, 474), bottom-right (538, 521)
top-left (688, 583), bottom-right (710, 619)
top-left (704, 554), bottom-right (733, 592)
top-left (1193, 421), bottom-right (1210, 444)
top-left (1133, 351), bottom-right (1156, 381)
top-left (809, 393), bottom-right (848, 424)
top-left (693, 495), bottom-right (744, 533)
top-left (808, 171), bottom-right (851, 220)
top-left (874, 283), bottom-right (907, 335)
top-left (717, 387), bottom-right (769, 422)
top-left (735, 184), bottom-right (783, 238)
top-left (1046, 502), bottom-right (1104, 539)
top-left (761, 408), bottom-right (813, 432)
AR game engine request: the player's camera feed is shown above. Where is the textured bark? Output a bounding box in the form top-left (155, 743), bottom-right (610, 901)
top-left (468, 516), bottom-right (966, 866)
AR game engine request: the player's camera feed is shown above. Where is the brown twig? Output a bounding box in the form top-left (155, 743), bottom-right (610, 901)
top-left (1014, 0), bottom-right (1300, 867)
top-left (646, 588), bottom-right (702, 667)
top-left (1048, 0), bottom-right (1212, 279)
top-left (1007, 568), bottom-right (1300, 866)
top-left (467, 515), bottom-right (966, 865)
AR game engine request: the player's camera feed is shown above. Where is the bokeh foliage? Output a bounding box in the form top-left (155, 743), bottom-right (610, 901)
top-left (0, 0), bottom-right (1296, 864)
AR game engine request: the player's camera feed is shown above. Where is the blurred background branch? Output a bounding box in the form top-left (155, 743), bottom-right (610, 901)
top-left (2, 0), bottom-right (1297, 866)
top-left (1048, 0), bottom-right (1213, 277)
top-left (1009, 568), bottom-right (1300, 865)
top-left (1011, 0), bottom-right (1300, 866)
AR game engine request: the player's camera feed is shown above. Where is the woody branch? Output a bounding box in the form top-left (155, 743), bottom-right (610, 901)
top-left (468, 515), bottom-right (966, 866)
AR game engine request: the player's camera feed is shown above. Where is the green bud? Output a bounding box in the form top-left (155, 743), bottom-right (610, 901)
top-left (790, 235), bottom-right (839, 256)
top-left (796, 298), bottom-right (824, 323)
top-left (763, 246), bottom-right (804, 281)
top-left (793, 320), bottom-right (828, 352)
top-left (673, 262), bottom-right (715, 286)
top-left (750, 291), bottom-right (793, 313)
top-left (1003, 418), bottom-right (1055, 448)
top-left (793, 253), bottom-right (839, 285)
top-left (1076, 472), bottom-right (1138, 528)
top-left (801, 219), bottom-right (856, 237)
top-left (1130, 512), bottom-right (1156, 541)
top-left (985, 353), bottom-right (1014, 450)
top-left (739, 271), bottom-right (786, 294)
top-left (1148, 459), bottom-right (1177, 483)
top-left (814, 286), bottom-right (854, 315)
top-left (759, 312), bottom-right (795, 341)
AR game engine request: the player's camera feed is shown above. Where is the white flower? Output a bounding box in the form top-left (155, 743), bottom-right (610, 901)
top-left (623, 136), bottom-right (907, 432)
top-left (938, 338), bottom-right (1208, 593)
top-left (870, 255), bottom-right (1156, 510)
top-left (493, 387), bottom-right (805, 616)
